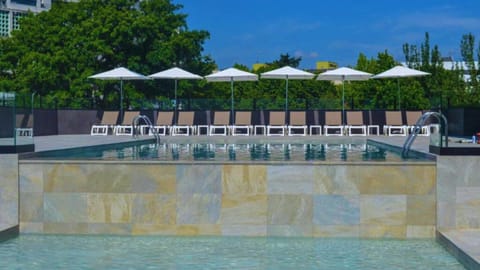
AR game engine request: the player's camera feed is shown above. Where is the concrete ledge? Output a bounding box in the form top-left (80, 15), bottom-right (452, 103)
top-left (0, 144), bottom-right (34, 153)
top-left (437, 230), bottom-right (480, 270)
top-left (430, 145), bottom-right (480, 155)
top-left (0, 225), bottom-right (19, 243)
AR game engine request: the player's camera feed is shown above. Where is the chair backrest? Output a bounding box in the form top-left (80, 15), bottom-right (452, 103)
top-left (269, 111), bottom-right (285, 125)
top-left (406, 111), bottom-right (422, 125)
top-left (289, 111), bottom-right (305, 125)
top-left (122, 111), bottom-right (139, 125)
top-left (346, 111), bottom-right (364, 126)
top-left (101, 111), bottom-right (119, 125)
top-left (235, 111), bottom-right (252, 125)
top-left (325, 111), bottom-right (342, 125)
top-left (385, 111), bottom-right (403, 125)
top-left (156, 111), bottom-right (174, 126)
top-left (177, 111), bottom-right (195, 125)
top-left (16, 113), bottom-right (33, 128)
top-left (213, 111), bottom-right (230, 125)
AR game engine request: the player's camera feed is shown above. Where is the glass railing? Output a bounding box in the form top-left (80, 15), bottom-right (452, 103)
top-left (0, 92), bottom-right (34, 153)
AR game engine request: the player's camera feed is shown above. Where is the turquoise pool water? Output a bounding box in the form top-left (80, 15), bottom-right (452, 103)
top-left (0, 235), bottom-right (463, 269)
top-left (27, 142), bottom-right (429, 162)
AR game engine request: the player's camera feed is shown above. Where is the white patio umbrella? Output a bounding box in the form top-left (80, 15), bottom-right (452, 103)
top-left (260, 66), bottom-right (315, 121)
top-left (372, 65), bottom-right (430, 110)
top-left (148, 67), bottom-right (203, 125)
top-left (89, 67), bottom-right (147, 121)
top-left (316, 67), bottom-right (372, 124)
top-left (205, 67), bottom-right (258, 123)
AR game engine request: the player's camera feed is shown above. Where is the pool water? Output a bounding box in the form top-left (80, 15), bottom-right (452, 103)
top-left (0, 235), bottom-right (463, 269)
top-left (29, 142), bottom-right (427, 162)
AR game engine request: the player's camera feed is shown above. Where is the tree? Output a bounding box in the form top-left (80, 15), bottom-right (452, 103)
top-left (461, 33), bottom-right (479, 103)
top-left (0, 0), bottom-right (215, 109)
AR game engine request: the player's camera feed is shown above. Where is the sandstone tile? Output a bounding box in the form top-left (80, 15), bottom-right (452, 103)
top-left (44, 164), bottom-right (88, 192)
top-left (132, 194), bottom-right (176, 225)
top-left (19, 192), bottom-right (43, 222)
top-left (44, 193), bottom-right (88, 223)
top-left (220, 194), bottom-right (267, 225)
top-left (360, 225), bottom-right (406, 238)
top-left (267, 195), bottom-right (312, 225)
top-left (360, 195), bottom-right (406, 225)
top-left (177, 165), bottom-right (222, 194)
top-left (267, 225), bottom-right (313, 237)
top-left (19, 164), bottom-right (44, 192)
top-left (267, 166), bottom-right (314, 194)
top-left (406, 225), bottom-right (435, 238)
top-left (314, 165), bottom-right (358, 195)
top-left (313, 195), bottom-right (360, 225)
top-left (176, 194), bottom-right (221, 224)
top-left (313, 225), bottom-right (360, 237)
top-left (406, 195), bottom-right (435, 225)
top-left (222, 165), bottom-right (267, 194)
top-left (87, 193), bottom-right (134, 223)
top-left (221, 225), bottom-right (267, 237)
top-left (44, 222), bottom-right (88, 234)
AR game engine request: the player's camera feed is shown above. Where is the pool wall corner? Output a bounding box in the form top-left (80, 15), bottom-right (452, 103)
top-left (0, 154), bottom-right (19, 238)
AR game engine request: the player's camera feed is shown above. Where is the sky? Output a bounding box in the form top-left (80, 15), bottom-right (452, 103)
top-left (175, 0), bottom-right (480, 70)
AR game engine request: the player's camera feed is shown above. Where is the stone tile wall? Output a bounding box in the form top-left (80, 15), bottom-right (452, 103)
top-left (18, 161), bottom-right (436, 238)
top-left (0, 155), bottom-right (19, 233)
top-left (437, 156), bottom-right (480, 230)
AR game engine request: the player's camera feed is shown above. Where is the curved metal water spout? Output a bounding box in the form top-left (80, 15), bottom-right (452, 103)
top-left (402, 111), bottom-right (448, 158)
top-left (132, 115), bottom-right (160, 144)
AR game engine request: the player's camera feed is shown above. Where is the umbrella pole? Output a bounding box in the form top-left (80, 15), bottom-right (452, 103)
top-left (174, 79), bottom-right (178, 125)
top-left (342, 80), bottom-right (345, 125)
top-left (120, 80), bottom-right (124, 123)
top-left (397, 78), bottom-right (401, 110)
top-left (285, 78), bottom-right (288, 124)
top-left (231, 78), bottom-right (234, 125)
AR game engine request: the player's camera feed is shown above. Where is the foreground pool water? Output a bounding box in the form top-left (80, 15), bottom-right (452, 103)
top-left (0, 235), bottom-right (464, 269)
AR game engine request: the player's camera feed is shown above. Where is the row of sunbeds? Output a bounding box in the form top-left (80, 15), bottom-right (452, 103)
top-left (91, 110), bottom-right (432, 136)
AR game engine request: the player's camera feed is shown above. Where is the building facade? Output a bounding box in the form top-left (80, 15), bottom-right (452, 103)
top-left (0, 0), bottom-right (51, 36)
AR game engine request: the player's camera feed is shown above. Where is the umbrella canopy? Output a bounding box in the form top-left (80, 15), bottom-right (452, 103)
top-left (148, 67), bottom-right (203, 124)
top-left (317, 67), bottom-right (372, 124)
top-left (89, 67), bottom-right (147, 120)
top-left (372, 66), bottom-right (430, 110)
top-left (261, 66), bottom-right (315, 119)
top-left (205, 68), bottom-right (258, 123)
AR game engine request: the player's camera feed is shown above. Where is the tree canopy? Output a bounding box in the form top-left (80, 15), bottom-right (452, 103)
top-left (0, 0), bottom-right (215, 108)
top-left (0, 1), bottom-right (477, 111)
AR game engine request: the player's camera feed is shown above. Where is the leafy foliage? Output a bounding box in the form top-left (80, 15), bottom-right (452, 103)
top-left (0, 0), bottom-right (214, 109)
top-left (0, 2), bottom-right (477, 110)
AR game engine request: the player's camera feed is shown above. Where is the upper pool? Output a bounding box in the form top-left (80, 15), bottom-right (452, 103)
top-left (22, 138), bottom-right (433, 162)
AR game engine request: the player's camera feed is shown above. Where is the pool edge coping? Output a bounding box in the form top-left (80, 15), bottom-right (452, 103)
top-left (437, 230), bottom-right (480, 270)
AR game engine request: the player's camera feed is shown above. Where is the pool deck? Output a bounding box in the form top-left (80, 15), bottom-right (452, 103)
top-left (4, 134), bottom-right (480, 269)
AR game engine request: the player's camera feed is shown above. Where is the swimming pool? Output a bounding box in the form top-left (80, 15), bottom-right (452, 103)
top-left (24, 140), bottom-right (430, 162)
top-left (0, 235), bottom-right (464, 269)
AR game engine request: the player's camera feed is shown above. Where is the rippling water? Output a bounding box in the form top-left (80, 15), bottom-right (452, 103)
top-left (31, 143), bottom-right (427, 162)
top-left (0, 235), bottom-right (464, 270)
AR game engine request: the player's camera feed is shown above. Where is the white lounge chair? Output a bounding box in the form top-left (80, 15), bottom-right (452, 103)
top-left (324, 111), bottom-right (344, 136)
top-left (287, 111), bottom-right (307, 136)
top-left (383, 111), bottom-right (407, 136)
top-left (345, 111), bottom-right (366, 136)
top-left (115, 111), bottom-right (139, 135)
top-left (16, 113), bottom-right (33, 137)
top-left (267, 111), bottom-right (287, 136)
top-left (231, 111), bottom-right (253, 136)
top-left (149, 111), bottom-right (174, 136)
top-left (209, 111), bottom-right (230, 136)
top-left (406, 110), bottom-right (429, 136)
top-left (171, 111), bottom-right (196, 136)
top-left (90, 111), bottom-right (119, 135)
